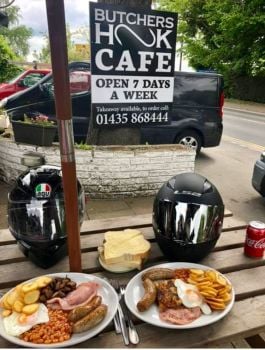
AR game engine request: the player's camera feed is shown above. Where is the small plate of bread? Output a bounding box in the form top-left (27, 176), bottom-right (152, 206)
top-left (98, 229), bottom-right (150, 273)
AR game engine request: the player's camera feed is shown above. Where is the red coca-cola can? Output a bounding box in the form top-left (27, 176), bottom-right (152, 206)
top-left (244, 221), bottom-right (265, 258)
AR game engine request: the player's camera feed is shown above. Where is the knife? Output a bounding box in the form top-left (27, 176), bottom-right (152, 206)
top-left (116, 302), bottom-right (129, 345)
top-left (119, 292), bottom-right (140, 345)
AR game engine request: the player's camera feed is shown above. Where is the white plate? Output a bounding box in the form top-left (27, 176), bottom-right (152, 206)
top-left (0, 272), bottom-right (119, 348)
top-left (124, 262), bottom-right (235, 329)
top-left (98, 256), bottom-right (136, 273)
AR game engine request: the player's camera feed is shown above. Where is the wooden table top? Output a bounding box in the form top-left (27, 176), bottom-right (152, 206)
top-left (1, 209), bottom-right (265, 348)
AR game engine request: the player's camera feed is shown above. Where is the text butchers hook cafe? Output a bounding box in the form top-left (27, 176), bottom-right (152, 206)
top-left (89, 3), bottom-right (177, 127)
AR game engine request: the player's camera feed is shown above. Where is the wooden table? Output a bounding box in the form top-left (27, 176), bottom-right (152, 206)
top-left (1, 210), bottom-right (265, 348)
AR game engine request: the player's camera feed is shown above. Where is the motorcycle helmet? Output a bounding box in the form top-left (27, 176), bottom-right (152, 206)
top-left (8, 165), bottom-right (85, 268)
top-left (153, 173), bottom-right (224, 262)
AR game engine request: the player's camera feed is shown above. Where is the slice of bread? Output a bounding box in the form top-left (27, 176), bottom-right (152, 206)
top-left (104, 229), bottom-right (141, 244)
top-left (101, 229), bottom-right (150, 266)
top-left (98, 246), bottom-right (143, 270)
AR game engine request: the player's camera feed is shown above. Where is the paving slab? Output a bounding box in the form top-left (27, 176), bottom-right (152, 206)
top-left (123, 196), bottom-right (154, 215)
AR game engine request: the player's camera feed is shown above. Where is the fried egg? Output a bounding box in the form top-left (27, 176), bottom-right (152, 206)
top-left (174, 279), bottom-right (212, 315)
top-left (3, 303), bottom-right (49, 337)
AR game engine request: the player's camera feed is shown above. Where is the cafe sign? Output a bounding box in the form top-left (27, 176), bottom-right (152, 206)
top-left (89, 3), bottom-right (177, 127)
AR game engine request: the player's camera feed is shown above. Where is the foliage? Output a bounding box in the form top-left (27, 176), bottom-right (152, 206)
top-left (0, 35), bottom-right (22, 82)
top-left (74, 141), bottom-right (92, 150)
top-left (0, 5), bottom-right (32, 58)
top-left (157, 0), bottom-right (265, 77)
top-left (35, 25), bottom-right (90, 63)
top-left (23, 114), bottom-right (55, 127)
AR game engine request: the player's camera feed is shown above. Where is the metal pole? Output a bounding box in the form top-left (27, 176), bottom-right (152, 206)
top-left (45, 0), bottom-right (82, 272)
top-left (179, 39), bottom-right (183, 71)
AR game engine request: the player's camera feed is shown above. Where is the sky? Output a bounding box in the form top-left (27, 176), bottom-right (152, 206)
top-left (14, 0), bottom-right (91, 60)
top-left (13, 0), bottom-right (193, 71)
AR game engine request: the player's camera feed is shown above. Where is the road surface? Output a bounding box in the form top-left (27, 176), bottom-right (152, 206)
top-left (196, 107), bottom-right (265, 224)
top-left (222, 108), bottom-right (265, 151)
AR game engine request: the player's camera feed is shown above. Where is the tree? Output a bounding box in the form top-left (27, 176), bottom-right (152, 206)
top-left (0, 35), bottom-right (21, 82)
top-left (0, 5), bottom-right (32, 58)
top-left (158, 0), bottom-right (265, 77)
top-left (35, 25), bottom-right (90, 63)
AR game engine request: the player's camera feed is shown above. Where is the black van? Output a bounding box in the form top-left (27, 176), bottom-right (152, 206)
top-left (0, 61), bottom-right (224, 153)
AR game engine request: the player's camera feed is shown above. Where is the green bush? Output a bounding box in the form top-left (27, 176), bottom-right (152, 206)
top-left (0, 35), bottom-right (22, 83)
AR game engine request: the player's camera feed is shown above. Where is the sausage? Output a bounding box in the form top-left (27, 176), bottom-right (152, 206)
top-left (141, 268), bottom-right (175, 281)
top-left (137, 278), bottom-right (157, 312)
top-left (68, 295), bottom-right (102, 323)
top-left (72, 304), bottom-right (108, 333)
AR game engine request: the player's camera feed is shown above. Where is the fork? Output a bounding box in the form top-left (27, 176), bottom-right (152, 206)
top-left (109, 279), bottom-right (129, 345)
top-left (104, 279), bottom-right (121, 334)
top-left (120, 285), bottom-right (139, 345)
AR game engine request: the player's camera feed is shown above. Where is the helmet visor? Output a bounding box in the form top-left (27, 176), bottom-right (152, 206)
top-left (8, 191), bottom-right (85, 244)
top-left (154, 200), bottom-right (224, 244)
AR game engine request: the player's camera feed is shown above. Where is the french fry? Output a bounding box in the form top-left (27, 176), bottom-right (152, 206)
top-left (36, 276), bottom-right (52, 288)
top-left (187, 278), bottom-right (197, 285)
top-left (6, 290), bottom-right (19, 308)
top-left (207, 300), bottom-right (226, 310)
top-left (187, 268), bottom-right (232, 311)
top-left (22, 281), bottom-right (38, 294)
top-left (221, 293), bottom-right (232, 303)
top-left (216, 274), bottom-right (227, 286)
top-left (190, 268), bottom-right (204, 276)
top-left (24, 290), bottom-right (40, 305)
top-left (205, 270), bottom-right (216, 282)
top-left (197, 281), bottom-right (212, 288)
top-left (22, 303), bottom-right (39, 315)
top-left (13, 300), bottom-right (24, 313)
top-left (2, 309), bottom-right (12, 317)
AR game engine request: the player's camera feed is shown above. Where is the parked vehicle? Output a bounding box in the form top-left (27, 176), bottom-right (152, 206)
top-left (0, 69), bottom-right (51, 100)
top-left (0, 62), bottom-right (224, 153)
top-left (142, 71), bottom-right (224, 153)
top-left (252, 151), bottom-right (265, 197)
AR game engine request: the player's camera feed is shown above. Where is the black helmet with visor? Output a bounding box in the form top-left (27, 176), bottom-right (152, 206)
top-left (8, 165), bottom-right (85, 268)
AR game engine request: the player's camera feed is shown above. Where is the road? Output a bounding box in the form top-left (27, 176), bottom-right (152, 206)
top-left (222, 108), bottom-right (265, 150)
top-left (196, 107), bottom-right (265, 225)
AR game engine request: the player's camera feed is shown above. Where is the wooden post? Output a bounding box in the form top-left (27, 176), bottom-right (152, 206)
top-left (45, 0), bottom-right (82, 272)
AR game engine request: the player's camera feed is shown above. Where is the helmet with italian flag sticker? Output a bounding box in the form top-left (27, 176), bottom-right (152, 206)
top-left (7, 165), bottom-right (85, 268)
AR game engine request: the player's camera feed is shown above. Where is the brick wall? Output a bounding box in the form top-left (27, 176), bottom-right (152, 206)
top-left (0, 139), bottom-right (195, 198)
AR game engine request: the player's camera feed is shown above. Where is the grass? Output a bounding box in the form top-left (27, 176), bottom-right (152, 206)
top-left (74, 141), bottom-right (93, 150)
top-left (225, 98), bottom-right (265, 107)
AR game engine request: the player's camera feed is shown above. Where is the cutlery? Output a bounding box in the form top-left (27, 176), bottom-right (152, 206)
top-left (109, 279), bottom-right (129, 345)
top-left (119, 285), bottom-right (140, 345)
top-left (104, 278), bottom-right (121, 334)
top-left (113, 309), bottom-right (122, 335)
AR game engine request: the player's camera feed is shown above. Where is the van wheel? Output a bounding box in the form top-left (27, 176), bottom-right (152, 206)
top-left (175, 130), bottom-right (202, 155)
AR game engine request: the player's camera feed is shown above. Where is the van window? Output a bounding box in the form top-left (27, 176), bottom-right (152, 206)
top-left (174, 75), bottom-right (218, 107)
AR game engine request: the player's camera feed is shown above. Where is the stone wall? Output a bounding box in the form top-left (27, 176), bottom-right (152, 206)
top-left (0, 138), bottom-right (195, 198)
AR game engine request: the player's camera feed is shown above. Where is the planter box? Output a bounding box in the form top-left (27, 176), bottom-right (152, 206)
top-left (12, 121), bottom-right (57, 147)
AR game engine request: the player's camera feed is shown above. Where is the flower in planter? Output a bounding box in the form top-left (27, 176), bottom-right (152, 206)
top-left (12, 113), bottom-right (57, 146)
top-left (23, 113), bottom-right (55, 127)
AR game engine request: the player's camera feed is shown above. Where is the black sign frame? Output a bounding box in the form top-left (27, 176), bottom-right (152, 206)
top-left (89, 3), bottom-right (178, 128)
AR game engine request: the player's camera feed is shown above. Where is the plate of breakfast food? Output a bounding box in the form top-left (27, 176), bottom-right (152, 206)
top-left (124, 262), bottom-right (235, 329)
top-left (0, 273), bottom-right (119, 348)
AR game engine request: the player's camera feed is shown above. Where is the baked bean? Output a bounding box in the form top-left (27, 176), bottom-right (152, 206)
top-left (20, 309), bottom-right (72, 344)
